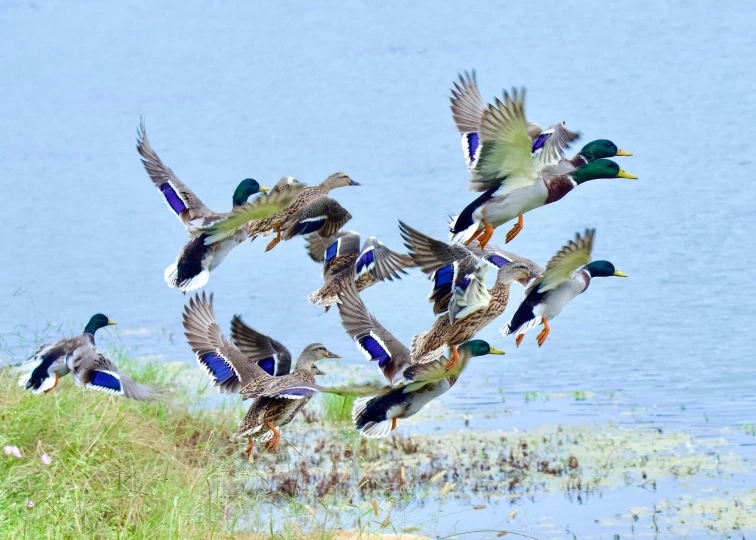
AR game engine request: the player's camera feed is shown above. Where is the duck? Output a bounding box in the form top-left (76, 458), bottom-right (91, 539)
top-left (17, 314), bottom-right (155, 400)
top-left (399, 222), bottom-right (538, 369)
top-left (209, 172), bottom-right (359, 252)
top-left (501, 229), bottom-right (627, 348)
top-left (304, 231), bottom-right (416, 311)
top-left (333, 282), bottom-right (504, 436)
top-left (182, 293), bottom-right (336, 457)
top-left (137, 122), bottom-right (302, 293)
top-left (450, 71), bottom-right (579, 170)
top-left (352, 340), bottom-right (504, 438)
top-left (450, 89), bottom-right (636, 246)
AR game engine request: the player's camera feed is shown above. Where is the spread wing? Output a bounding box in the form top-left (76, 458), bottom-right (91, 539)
top-left (282, 196), bottom-right (352, 239)
top-left (182, 293), bottom-right (271, 394)
top-left (450, 71), bottom-right (486, 170)
top-left (72, 350), bottom-right (156, 401)
top-left (304, 231), bottom-right (352, 262)
top-left (336, 281), bottom-right (411, 386)
top-left (197, 184), bottom-right (306, 243)
top-left (136, 120), bottom-right (212, 229)
top-left (448, 264), bottom-right (491, 323)
top-left (534, 122), bottom-right (580, 172)
top-left (537, 229), bottom-right (595, 293)
top-left (471, 88), bottom-right (538, 194)
top-left (356, 236), bottom-right (416, 282)
top-left (229, 315), bottom-right (292, 376)
top-left (468, 242), bottom-right (544, 285)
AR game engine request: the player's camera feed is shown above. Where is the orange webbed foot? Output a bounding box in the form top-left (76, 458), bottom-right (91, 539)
top-left (391, 417), bottom-right (397, 431)
top-left (536, 318), bottom-right (550, 347)
top-left (505, 215), bottom-right (524, 244)
top-left (444, 345), bottom-right (460, 372)
top-left (515, 334), bottom-right (525, 348)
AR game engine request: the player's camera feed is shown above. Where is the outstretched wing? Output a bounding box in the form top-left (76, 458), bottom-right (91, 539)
top-left (471, 88), bottom-right (538, 194)
top-left (534, 122), bottom-right (580, 172)
top-left (282, 196), bottom-right (352, 239)
top-left (356, 236), bottom-right (416, 282)
top-left (336, 282), bottom-right (411, 386)
top-left (72, 350), bottom-right (156, 401)
top-left (538, 229), bottom-right (595, 293)
top-left (136, 120), bottom-right (212, 229)
top-left (197, 184), bottom-right (306, 243)
top-left (448, 264), bottom-right (491, 323)
top-left (229, 315), bottom-right (292, 376)
top-left (304, 231), bottom-right (352, 262)
top-left (450, 71), bottom-right (487, 170)
top-left (182, 293), bottom-right (271, 394)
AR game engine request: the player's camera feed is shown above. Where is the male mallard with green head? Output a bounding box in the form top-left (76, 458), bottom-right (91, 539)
top-left (18, 314), bottom-right (155, 400)
top-left (137, 122), bottom-right (304, 292)
top-left (304, 231), bottom-right (416, 312)
top-left (182, 293), bottom-right (335, 458)
top-left (450, 89), bottom-right (636, 246)
top-left (501, 229), bottom-right (627, 348)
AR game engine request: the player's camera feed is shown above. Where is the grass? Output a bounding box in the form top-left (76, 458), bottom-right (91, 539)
top-left (0, 352), bottom-right (263, 539)
top-left (319, 394), bottom-right (357, 425)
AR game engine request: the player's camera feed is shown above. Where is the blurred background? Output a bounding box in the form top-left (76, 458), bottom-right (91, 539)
top-left (1, 0), bottom-right (755, 533)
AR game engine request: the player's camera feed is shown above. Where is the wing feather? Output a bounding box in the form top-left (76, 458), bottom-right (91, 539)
top-left (538, 229), bottom-right (595, 292)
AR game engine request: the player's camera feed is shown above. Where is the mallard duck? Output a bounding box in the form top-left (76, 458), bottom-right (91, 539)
top-left (450, 89), bottom-right (636, 246)
top-left (450, 71), bottom-right (579, 170)
top-left (352, 340), bottom-right (504, 438)
top-left (137, 122), bottom-right (304, 293)
top-left (17, 314), bottom-right (155, 400)
top-left (333, 282), bottom-right (504, 435)
top-left (501, 229), bottom-right (627, 347)
top-left (182, 293), bottom-right (336, 456)
top-left (304, 231), bottom-right (416, 311)
top-left (207, 173), bottom-right (359, 252)
top-left (271, 176), bottom-right (299, 192)
top-left (399, 222), bottom-right (538, 369)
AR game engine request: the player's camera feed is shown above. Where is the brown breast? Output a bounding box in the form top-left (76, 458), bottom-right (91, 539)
top-left (544, 176), bottom-right (576, 205)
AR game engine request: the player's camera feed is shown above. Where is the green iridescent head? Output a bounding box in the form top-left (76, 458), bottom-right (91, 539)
top-left (584, 260), bottom-right (628, 278)
top-left (84, 313), bottom-right (116, 335)
top-left (571, 159), bottom-right (638, 185)
top-left (459, 340), bottom-right (506, 358)
top-left (578, 139), bottom-right (633, 162)
top-left (232, 179), bottom-right (270, 206)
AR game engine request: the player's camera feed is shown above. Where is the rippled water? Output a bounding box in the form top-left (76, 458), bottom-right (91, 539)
top-left (2, 0), bottom-right (755, 537)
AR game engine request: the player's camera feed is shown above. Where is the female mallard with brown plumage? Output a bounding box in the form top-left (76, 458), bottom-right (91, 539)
top-left (304, 231), bottom-right (416, 311)
top-left (18, 314), bottom-right (155, 400)
top-left (137, 122), bottom-right (305, 292)
top-left (501, 229), bottom-right (627, 348)
top-left (182, 293), bottom-right (336, 458)
top-left (450, 89), bottom-right (636, 247)
top-left (449, 70), bottom-right (579, 171)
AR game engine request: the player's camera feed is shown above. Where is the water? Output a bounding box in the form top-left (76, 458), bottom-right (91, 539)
top-left (2, 0), bottom-right (756, 536)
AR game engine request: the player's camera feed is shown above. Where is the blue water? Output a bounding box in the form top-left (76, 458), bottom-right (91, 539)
top-left (2, 0), bottom-right (756, 537)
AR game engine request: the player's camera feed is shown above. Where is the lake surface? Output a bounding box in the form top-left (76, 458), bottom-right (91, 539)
top-left (2, 0), bottom-right (755, 537)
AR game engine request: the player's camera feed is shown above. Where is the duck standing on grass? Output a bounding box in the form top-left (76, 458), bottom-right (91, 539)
top-left (450, 88), bottom-right (636, 246)
top-left (182, 293), bottom-right (336, 459)
top-left (449, 70), bottom-right (579, 171)
top-left (501, 229), bottom-right (627, 348)
top-left (137, 122), bottom-right (302, 293)
top-left (304, 231), bottom-right (416, 312)
top-left (17, 314), bottom-right (155, 400)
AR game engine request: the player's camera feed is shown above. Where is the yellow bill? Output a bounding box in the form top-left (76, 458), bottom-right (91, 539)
top-left (489, 347), bottom-right (506, 355)
top-left (617, 168), bottom-right (638, 179)
top-left (615, 149), bottom-right (633, 156)
top-left (613, 270), bottom-right (628, 277)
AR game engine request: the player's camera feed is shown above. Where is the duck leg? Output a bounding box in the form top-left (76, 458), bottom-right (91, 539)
top-left (444, 345), bottom-right (460, 372)
top-left (536, 318), bottom-right (550, 347)
top-left (515, 334), bottom-right (525, 348)
top-left (478, 219), bottom-right (495, 249)
top-left (265, 229), bottom-right (282, 252)
top-left (504, 215), bottom-right (524, 244)
top-left (464, 227), bottom-right (483, 245)
top-left (245, 437), bottom-right (254, 463)
top-left (43, 372), bottom-right (59, 394)
top-left (265, 421), bottom-right (281, 452)
top-left (391, 418), bottom-right (397, 431)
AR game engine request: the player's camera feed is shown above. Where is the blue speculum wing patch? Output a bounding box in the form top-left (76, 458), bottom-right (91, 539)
top-left (358, 335), bottom-right (391, 368)
top-left (531, 132), bottom-right (550, 153)
top-left (277, 387), bottom-right (315, 397)
top-left (465, 132), bottom-right (480, 167)
top-left (293, 217), bottom-right (326, 236)
top-left (484, 254), bottom-right (511, 268)
top-left (355, 249), bottom-right (374, 274)
top-left (258, 357), bottom-right (275, 376)
top-left (434, 264), bottom-right (454, 289)
top-left (455, 275), bottom-right (472, 294)
top-left (325, 241), bottom-right (339, 262)
top-left (199, 352), bottom-right (237, 385)
top-left (160, 183), bottom-right (187, 215)
top-left (90, 371), bottom-right (122, 392)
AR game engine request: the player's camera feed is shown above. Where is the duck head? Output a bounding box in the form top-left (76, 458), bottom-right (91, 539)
top-left (459, 339), bottom-right (505, 359)
top-left (571, 159), bottom-right (637, 185)
top-left (295, 342), bottom-right (340, 373)
top-left (232, 178), bottom-right (270, 206)
top-left (321, 172), bottom-right (359, 190)
top-left (84, 313), bottom-right (116, 336)
top-left (495, 261), bottom-right (541, 285)
top-left (584, 260), bottom-right (627, 278)
top-left (578, 139), bottom-right (632, 162)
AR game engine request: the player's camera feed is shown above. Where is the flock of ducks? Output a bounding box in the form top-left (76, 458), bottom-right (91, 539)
top-left (17, 71), bottom-right (637, 459)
